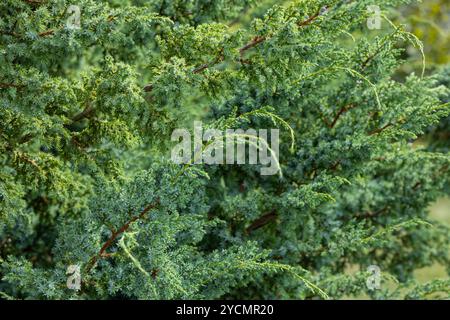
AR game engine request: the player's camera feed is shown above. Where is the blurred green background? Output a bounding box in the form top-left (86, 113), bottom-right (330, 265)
top-left (401, 0), bottom-right (449, 288)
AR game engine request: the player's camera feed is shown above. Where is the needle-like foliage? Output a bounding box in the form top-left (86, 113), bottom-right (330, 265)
top-left (0, 0), bottom-right (449, 299)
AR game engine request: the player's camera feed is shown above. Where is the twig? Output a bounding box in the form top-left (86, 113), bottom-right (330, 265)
top-left (85, 198), bottom-right (160, 273)
top-left (298, 11), bottom-right (321, 27)
top-left (15, 151), bottom-right (41, 171)
top-left (246, 210), bottom-right (277, 234)
top-left (325, 103), bottom-right (355, 128)
top-left (0, 31), bottom-right (20, 37)
top-left (356, 206), bottom-right (389, 219)
top-left (0, 82), bottom-right (24, 90)
top-left (368, 123), bottom-right (393, 136)
top-left (23, 0), bottom-right (45, 4)
top-left (239, 36), bottom-right (267, 56)
top-left (71, 104), bottom-right (94, 122)
top-left (38, 29), bottom-right (55, 37)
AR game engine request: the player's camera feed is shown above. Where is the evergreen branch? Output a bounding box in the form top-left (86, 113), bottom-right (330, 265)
top-left (382, 14), bottom-right (425, 78)
top-left (143, 6), bottom-right (327, 92)
top-left (336, 67), bottom-right (382, 110)
top-left (356, 206), bottom-right (389, 219)
top-left (118, 235), bottom-right (159, 297)
top-left (360, 30), bottom-right (399, 71)
top-left (14, 151), bottom-right (41, 171)
top-left (360, 219), bottom-right (433, 244)
top-left (0, 291), bottom-right (16, 300)
top-left (294, 66), bottom-right (382, 111)
top-left (237, 260), bottom-right (329, 299)
top-left (173, 107), bottom-right (289, 182)
top-left (2, 0), bottom-right (448, 301)
top-left (192, 48), bottom-right (225, 73)
top-left (369, 101), bottom-right (449, 136)
top-left (235, 106), bottom-right (296, 152)
top-left (85, 198), bottom-right (160, 273)
top-left (173, 131), bottom-right (282, 183)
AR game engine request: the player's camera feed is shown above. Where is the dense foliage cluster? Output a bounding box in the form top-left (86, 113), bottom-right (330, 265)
top-left (0, 0), bottom-right (449, 299)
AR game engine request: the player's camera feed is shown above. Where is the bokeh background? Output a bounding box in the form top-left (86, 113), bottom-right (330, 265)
top-left (398, 0), bottom-right (449, 287)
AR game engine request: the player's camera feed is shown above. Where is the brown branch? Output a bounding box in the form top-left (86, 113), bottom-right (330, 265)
top-left (193, 48), bottom-right (225, 73)
top-left (0, 30), bottom-right (20, 37)
top-left (23, 0), bottom-right (46, 5)
top-left (14, 151), bottom-right (41, 171)
top-left (356, 206), bottom-right (389, 219)
top-left (85, 198), bottom-right (160, 273)
top-left (412, 182), bottom-right (421, 191)
top-left (360, 32), bottom-right (395, 71)
top-left (2, 28), bottom-right (55, 38)
top-left (192, 62), bottom-right (210, 74)
top-left (69, 136), bottom-right (97, 162)
top-left (325, 103), bottom-right (355, 128)
top-left (3, 141), bottom-right (40, 170)
top-left (0, 82), bottom-right (24, 90)
top-left (71, 104), bottom-right (94, 122)
top-left (38, 29), bottom-right (55, 37)
top-left (360, 48), bottom-right (382, 71)
top-left (329, 161), bottom-right (340, 171)
top-left (246, 210), bottom-right (277, 234)
top-left (368, 123), bottom-right (393, 136)
top-left (298, 11), bottom-right (322, 27)
top-left (18, 133), bottom-right (34, 145)
top-left (143, 83), bottom-right (154, 92)
top-left (239, 36), bottom-right (267, 56)
top-left (143, 8), bottom-right (325, 92)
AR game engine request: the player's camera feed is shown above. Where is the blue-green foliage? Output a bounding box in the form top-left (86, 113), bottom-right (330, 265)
top-left (0, 0), bottom-right (449, 299)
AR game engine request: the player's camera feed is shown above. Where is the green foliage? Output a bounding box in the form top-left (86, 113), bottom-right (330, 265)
top-left (0, 0), bottom-right (449, 299)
